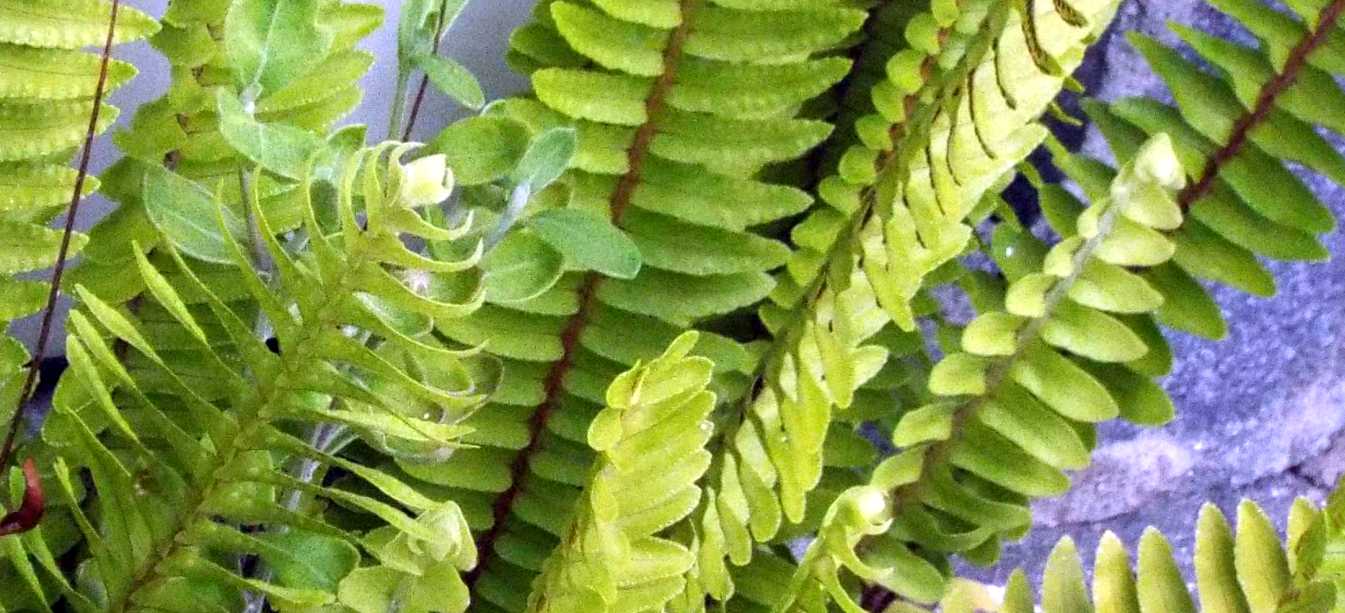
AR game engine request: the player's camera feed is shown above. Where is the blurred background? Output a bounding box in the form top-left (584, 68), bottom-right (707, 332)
top-left (14, 0), bottom-right (1345, 584)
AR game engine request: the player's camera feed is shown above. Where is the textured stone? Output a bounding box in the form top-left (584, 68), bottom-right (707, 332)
top-left (1032, 434), bottom-right (1195, 527)
top-left (1295, 430), bottom-right (1345, 490)
top-left (965, 0), bottom-right (1345, 587)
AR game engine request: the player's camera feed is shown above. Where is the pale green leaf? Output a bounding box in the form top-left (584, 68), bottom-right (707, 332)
top-left (482, 230), bottom-right (565, 303)
top-left (512, 126), bottom-right (577, 190)
top-left (143, 166), bottom-right (245, 265)
top-left (528, 208), bottom-right (641, 280)
top-left (413, 53), bottom-right (484, 110)
top-left (224, 0), bottom-right (331, 94)
top-left (428, 115), bottom-right (531, 185)
top-left (216, 90), bottom-right (323, 180)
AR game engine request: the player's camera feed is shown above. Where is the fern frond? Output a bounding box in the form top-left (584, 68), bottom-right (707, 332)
top-left (774, 132), bottom-right (1185, 611)
top-left (71, 0), bottom-right (381, 299)
top-left (678, 0), bottom-right (1116, 605)
top-left (525, 332), bottom-right (714, 612)
top-left (985, 492), bottom-right (1342, 613)
top-left (1071, 0), bottom-right (1345, 340)
top-left (410, 1), bottom-right (867, 607)
top-left (8, 144), bottom-right (494, 610)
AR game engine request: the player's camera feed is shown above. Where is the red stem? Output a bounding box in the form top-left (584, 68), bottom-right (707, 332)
top-left (0, 459), bottom-right (45, 536)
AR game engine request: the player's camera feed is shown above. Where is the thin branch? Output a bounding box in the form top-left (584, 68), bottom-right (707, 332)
top-left (0, 0), bottom-right (122, 476)
top-left (1178, 0), bottom-right (1345, 209)
top-left (401, 0), bottom-right (453, 142)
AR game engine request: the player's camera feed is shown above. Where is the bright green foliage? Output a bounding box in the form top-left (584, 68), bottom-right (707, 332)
top-left (777, 132), bottom-right (1187, 610)
top-left (225, 0), bottom-right (333, 96)
top-left (69, 0), bottom-right (382, 301)
top-left (0, 0), bottom-right (156, 473)
top-left (5, 0), bottom-right (1345, 611)
top-left (0, 21), bottom-right (144, 601)
top-left (526, 332), bottom-right (714, 612)
top-left (751, 0), bottom-right (1345, 605)
top-left (682, 0), bottom-right (1118, 604)
top-left (771, 0), bottom-right (1118, 334)
top-left (4, 144), bottom-right (495, 611)
top-left (1076, 0), bottom-right (1345, 336)
top-left (784, 491), bottom-right (1345, 612)
top-left (990, 496), bottom-right (1341, 613)
top-left (413, 0), bottom-right (866, 607)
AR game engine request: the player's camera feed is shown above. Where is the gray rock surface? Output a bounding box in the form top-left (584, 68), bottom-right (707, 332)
top-left (967, 0), bottom-right (1345, 588)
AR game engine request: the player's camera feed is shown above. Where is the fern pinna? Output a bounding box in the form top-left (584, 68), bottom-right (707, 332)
top-left (0, 0), bottom-right (156, 421)
top-left (774, 0), bottom-right (1345, 609)
top-left (410, 1), bottom-right (868, 609)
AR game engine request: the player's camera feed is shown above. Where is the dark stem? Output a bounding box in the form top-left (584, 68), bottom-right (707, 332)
top-left (1178, 0), bottom-right (1345, 210)
top-left (0, 0), bottom-right (121, 476)
top-left (401, 0), bottom-right (452, 142)
top-left (461, 277), bottom-right (599, 588)
top-left (859, 584), bottom-right (896, 612)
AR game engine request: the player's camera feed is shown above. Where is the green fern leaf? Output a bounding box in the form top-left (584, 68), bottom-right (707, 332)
top-left (525, 332), bottom-right (714, 612)
top-left (421, 1), bottom-right (866, 606)
top-left (11, 144), bottom-right (496, 610)
top-left (0, 0), bottom-right (157, 49)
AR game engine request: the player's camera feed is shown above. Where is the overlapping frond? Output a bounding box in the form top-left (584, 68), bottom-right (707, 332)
top-left (678, 0), bottom-right (1117, 606)
top-left (69, 0), bottom-right (382, 303)
top-left (0, 0), bottom-right (156, 400)
top-left (4, 1), bottom-right (1344, 612)
top-left (5, 144), bottom-right (494, 611)
top-left (525, 332), bottom-right (714, 612)
top-left (956, 492), bottom-right (1342, 613)
top-left (407, 1), bottom-right (868, 608)
top-left (775, 132), bottom-right (1185, 610)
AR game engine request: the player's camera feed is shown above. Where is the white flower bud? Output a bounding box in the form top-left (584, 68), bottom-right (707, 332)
top-left (401, 154), bottom-right (455, 206)
top-left (853, 486), bottom-right (890, 525)
top-left (1133, 133), bottom-right (1185, 190)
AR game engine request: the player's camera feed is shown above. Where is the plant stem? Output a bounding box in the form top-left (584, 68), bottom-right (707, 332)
top-left (402, 0), bottom-right (454, 141)
top-left (0, 0), bottom-right (121, 477)
top-left (388, 68), bottom-right (411, 142)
